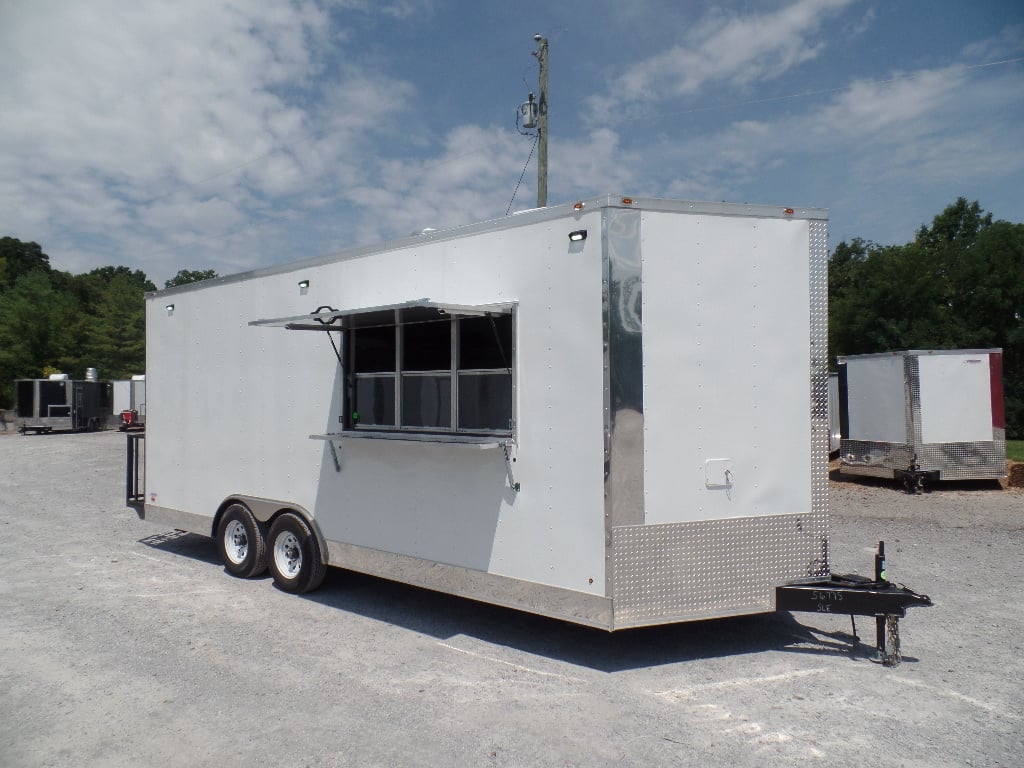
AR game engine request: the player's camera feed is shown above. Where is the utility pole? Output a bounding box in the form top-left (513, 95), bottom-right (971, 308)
top-left (533, 34), bottom-right (548, 208)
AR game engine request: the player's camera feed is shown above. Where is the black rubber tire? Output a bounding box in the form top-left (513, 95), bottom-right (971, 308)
top-left (266, 513), bottom-right (327, 594)
top-left (216, 503), bottom-right (268, 578)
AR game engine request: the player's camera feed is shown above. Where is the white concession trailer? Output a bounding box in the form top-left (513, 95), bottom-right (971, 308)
top-left (127, 196), bottom-right (931, 639)
top-left (838, 349), bottom-right (1006, 488)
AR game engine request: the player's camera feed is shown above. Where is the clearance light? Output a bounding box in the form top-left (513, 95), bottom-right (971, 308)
top-left (621, 197), bottom-right (633, 205)
top-left (568, 229), bottom-right (588, 242)
top-left (573, 201), bottom-right (585, 211)
top-left (783, 207), bottom-right (795, 215)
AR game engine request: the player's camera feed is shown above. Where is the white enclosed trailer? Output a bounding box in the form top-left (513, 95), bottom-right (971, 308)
top-left (838, 349), bottom-right (1006, 488)
top-left (130, 196), bottom-right (844, 630)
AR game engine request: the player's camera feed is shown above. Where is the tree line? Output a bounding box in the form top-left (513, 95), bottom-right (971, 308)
top-left (0, 236), bottom-right (215, 409)
top-left (2, 197), bottom-right (1021, 435)
top-left (830, 199), bottom-right (1023, 438)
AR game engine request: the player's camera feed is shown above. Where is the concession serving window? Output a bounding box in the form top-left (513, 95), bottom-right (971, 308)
top-left (250, 300), bottom-right (516, 443)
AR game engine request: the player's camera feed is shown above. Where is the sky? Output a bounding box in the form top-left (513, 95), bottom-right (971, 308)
top-left (1, 0), bottom-right (1022, 286)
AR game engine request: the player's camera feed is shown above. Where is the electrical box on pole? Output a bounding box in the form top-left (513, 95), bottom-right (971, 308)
top-left (519, 92), bottom-right (538, 130)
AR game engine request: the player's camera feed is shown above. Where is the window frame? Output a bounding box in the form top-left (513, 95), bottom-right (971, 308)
top-left (346, 308), bottom-right (515, 438)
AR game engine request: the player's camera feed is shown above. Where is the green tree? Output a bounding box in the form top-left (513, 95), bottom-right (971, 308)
top-left (829, 199), bottom-right (1024, 437)
top-left (0, 270), bottom-right (77, 406)
top-left (79, 269), bottom-right (153, 379)
top-left (165, 268), bottom-right (218, 288)
top-left (0, 237), bottom-right (51, 290)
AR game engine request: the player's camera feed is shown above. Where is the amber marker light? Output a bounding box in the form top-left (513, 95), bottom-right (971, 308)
top-left (573, 201), bottom-right (585, 210)
top-left (621, 197), bottom-right (633, 205)
top-left (783, 207), bottom-right (795, 215)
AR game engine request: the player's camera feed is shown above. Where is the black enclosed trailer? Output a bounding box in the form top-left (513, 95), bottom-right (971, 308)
top-left (14, 375), bottom-right (113, 433)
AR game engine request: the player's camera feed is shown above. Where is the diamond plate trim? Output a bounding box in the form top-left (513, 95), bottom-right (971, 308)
top-left (917, 431), bottom-right (1007, 479)
top-left (611, 514), bottom-right (827, 627)
top-left (808, 220), bottom-right (829, 529)
top-left (839, 439), bottom-right (915, 478)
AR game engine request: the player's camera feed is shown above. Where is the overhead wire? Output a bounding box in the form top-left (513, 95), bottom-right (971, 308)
top-left (506, 134), bottom-right (539, 216)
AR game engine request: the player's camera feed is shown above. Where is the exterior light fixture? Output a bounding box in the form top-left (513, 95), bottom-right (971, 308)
top-left (165, 304), bottom-right (175, 316)
top-left (298, 279), bottom-right (310, 295)
top-left (568, 229), bottom-right (587, 242)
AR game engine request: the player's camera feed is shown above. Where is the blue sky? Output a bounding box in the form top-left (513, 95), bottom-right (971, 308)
top-left (1, 0), bottom-right (1022, 285)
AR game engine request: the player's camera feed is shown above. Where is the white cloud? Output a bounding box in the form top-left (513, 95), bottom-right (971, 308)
top-left (0, 0), bottom-right (421, 283)
top-left (961, 23), bottom-right (1024, 61)
top-left (341, 124), bottom-right (529, 242)
top-left (612, 55), bottom-right (1024, 219)
top-left (586, 0), bottom-right (855, 120)
top-left (0, 0), bottom-right (1019, 287)
top-left (550, 128), bottom-right (642, 198)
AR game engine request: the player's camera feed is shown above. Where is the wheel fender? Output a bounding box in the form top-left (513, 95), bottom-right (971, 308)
top-left (217, 495), bottom-right (328, 565)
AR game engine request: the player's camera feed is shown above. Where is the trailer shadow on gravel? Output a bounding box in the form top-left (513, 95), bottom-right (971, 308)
top-left (309, 569), bottom-right (905, 672)
top-left (138, 530), bottom-right (223, 567)
top-left (138, 530), bottom-right (884, 672)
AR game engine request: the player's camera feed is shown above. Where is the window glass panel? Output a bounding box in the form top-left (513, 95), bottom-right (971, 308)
top-left (460, 316), bottom-right (513, 370)
top-left (458, 372), bottom-right (512, 431)
top-left (354, 326), bottom-right (396, 373)
top-left (403, 320), bottom-right (451, 372)
top-left (16, 381), bottom-right (33, 417)
top-left (402, 375), bottom-right (451, 428)
top-left (39, 381), bottom-right (68, 417)
top-left (354, 376), bottom-right (395, 426)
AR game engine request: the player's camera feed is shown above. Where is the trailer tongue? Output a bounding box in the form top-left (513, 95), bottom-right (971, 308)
top-left (776, 541), bottom-right (933, 665)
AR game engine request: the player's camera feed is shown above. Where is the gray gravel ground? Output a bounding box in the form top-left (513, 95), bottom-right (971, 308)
top-left (0, 430), bottom-right (1021, 767)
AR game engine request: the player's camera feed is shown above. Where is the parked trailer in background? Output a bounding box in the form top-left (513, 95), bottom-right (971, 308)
top-left (15, 373), bottom-right (113, 434)
top-left (114, 375), bottom-right (146, 430)
top-left (828, 372), bottom-right (840, 456)
top-left (838, 349), bottom-right (1006, 490)
top-left (126, 196), bottom-right (930, 657)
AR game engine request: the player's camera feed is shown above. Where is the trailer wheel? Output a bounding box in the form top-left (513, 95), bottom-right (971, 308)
top-left (267, 513), bottom-right (326, 594)
top-left (216, 503), bottom-right (267, 578)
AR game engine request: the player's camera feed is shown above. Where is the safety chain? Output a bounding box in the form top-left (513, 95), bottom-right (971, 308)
top-left (882, 615), bottom-right (902, 667)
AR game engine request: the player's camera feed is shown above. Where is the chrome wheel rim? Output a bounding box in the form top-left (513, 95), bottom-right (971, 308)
top-left (224, 519), bottom-right (248, 564)
top-left (274, 532), bottom-right (302, 579)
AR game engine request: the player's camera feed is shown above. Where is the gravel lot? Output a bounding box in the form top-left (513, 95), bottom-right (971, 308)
top-left (1, 430), bottom-right (1021, 767)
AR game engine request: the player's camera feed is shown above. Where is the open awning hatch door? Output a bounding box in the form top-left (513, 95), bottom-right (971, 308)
top-left (249, 299), bottom-right (515, 331)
